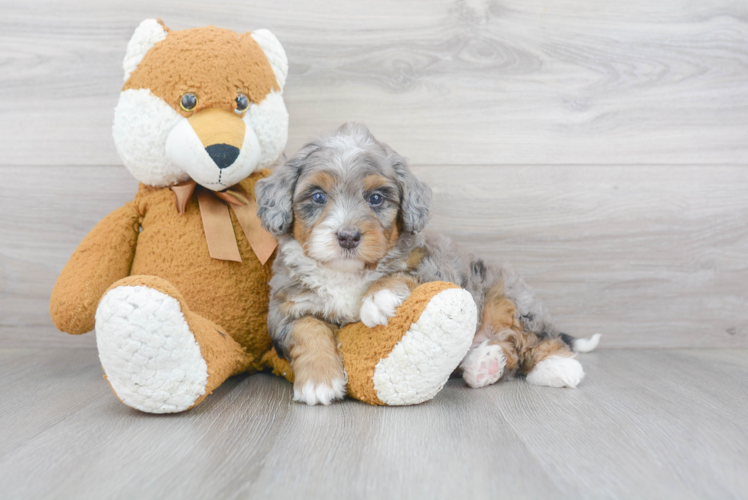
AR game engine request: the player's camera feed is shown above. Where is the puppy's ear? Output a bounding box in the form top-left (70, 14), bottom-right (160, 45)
top-left (386, 148), bottom-right (431, 234)
top-left (255, 143), bottom-right (317, 236)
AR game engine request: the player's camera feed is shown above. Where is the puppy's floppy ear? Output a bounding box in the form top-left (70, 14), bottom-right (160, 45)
top-left (255, 143), bottom-right (318, 236)
top-left (386, 147), bottom-right (431, 234)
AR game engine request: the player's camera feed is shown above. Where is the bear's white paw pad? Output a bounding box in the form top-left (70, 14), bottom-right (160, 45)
top-left (461, 341), bottom-right (506, 388)
top-left (526, 355), bottom-right (585, 388)
top-left (293, 378), bottom-right (347, 406)
top-left (95, 285), bottom-right (208, 413)
top-left (360, 289), bottom-right (409, 328)
top-left (372, 288), bottom-right (478, 406)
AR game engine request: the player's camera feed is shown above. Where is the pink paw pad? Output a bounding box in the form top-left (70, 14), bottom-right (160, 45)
top-left (460, 341), bottom-right (507, 389)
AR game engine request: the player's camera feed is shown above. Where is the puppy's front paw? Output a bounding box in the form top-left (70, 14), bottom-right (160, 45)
top-left (293, 376), bottom-right (347, 406)
top-left (360, 289), bottom-right (410, 328)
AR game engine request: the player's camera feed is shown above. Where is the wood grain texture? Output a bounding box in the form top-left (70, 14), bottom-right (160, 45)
top-left (0, 0), bottom-right (747, 166)
top-left (0, 349), bottom-right (109, 456)
top-left (0, 347), bottom-right (747, 499)
top-left (484, 348), bottom-right (748, 499)
top-left (2, 164), bottom-right (745, 349)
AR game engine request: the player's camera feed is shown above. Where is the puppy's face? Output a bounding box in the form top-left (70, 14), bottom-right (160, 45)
top-left (292, 158), bottom-right (401, 269)
top-left (256, 123), bottom-right (431, 271)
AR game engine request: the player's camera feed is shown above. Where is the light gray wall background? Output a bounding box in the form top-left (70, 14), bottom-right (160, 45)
top-left (1, 0), bottom-right (746, 349)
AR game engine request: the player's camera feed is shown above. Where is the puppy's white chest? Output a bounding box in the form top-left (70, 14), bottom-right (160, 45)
top-left (299, 269), bottom-right (373, 324)
top-left (278, 241), bottom-right (379, 324)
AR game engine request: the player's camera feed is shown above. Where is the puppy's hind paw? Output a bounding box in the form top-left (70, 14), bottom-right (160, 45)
top-left (526, 355), bottom-right (585, 388)
top-left (360, 289), bottom-right (409, 328)
top-left (460, 341), bottom-right (506, 388)
top-left (293, 377), bottom-right (347, 406)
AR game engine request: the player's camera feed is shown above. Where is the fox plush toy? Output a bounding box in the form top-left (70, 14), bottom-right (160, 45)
top-left (50, 19), bottom-right (477, 412)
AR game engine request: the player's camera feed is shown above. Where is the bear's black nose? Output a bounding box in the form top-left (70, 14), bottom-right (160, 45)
top-left (205, 144), bottom-right (240, 169)
top-left (337, 228), bottom-right (361, 250)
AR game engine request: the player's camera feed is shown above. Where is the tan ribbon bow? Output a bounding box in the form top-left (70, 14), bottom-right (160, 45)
top-left (170, 180), bottom-right (277, 265)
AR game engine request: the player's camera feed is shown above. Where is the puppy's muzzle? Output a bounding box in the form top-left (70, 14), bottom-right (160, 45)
top-left (337, 227), bottom-right (361, 250)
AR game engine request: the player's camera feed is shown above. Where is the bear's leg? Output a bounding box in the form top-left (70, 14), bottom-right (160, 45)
top-left (95, 276), bottom-right (254, 413)
top-left (338, 282), bottom-right (477, 406)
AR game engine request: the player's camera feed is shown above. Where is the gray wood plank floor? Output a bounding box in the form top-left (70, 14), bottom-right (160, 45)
top-left (1, 347), bottom-right (746, 500)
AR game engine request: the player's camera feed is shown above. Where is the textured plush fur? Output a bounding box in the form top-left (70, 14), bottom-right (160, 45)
top-left (113, 20), bottom-right (288, 190)
top-left (51, 20), bottom-right (288, 413)
top-left (256, 123), bottom-right (600, 396)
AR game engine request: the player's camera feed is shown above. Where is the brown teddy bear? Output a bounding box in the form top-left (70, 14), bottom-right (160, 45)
top-left (49, 19), bottom-right (477, 412)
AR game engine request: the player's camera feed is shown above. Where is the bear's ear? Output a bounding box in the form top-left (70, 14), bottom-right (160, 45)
top-left (122, 19), bottom-right (168, 82)
top-left (251, 29), bottom-right (288, 90)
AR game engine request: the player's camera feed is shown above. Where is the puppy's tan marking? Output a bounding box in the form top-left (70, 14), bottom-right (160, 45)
top-left (478, 284), bottom-right (529, 372)
top-left (288, 316), bottom-right (344, 390)
top-left (291, 206), bottom-right (318, 248)
top-left (296, 171), bottom-right (337, 197)
top-left (291, 171), bottom-right (338, 249)
top-left (358, 218), bottom-right (393, 265)
top-left (406, 247), bottom-right (426, 270)
top-left (485, 333), bottom-right (521, 372)
top-left (364, 274), bottom-right (419, 300)
top-left (387, 223), bottom-right (400, 245)
top-left (477, 286), bottom-right (577, 375)
top-left (482, 296), bottom-right (520, 331)
top-left (520, 338), bottom-right (576, 374)
top-left (358, 177), bottom-right (401, 265)
top-left (362, 174), bottom-right (396, 193)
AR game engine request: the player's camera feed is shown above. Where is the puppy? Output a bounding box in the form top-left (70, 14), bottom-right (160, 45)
top-left (255, 123), bottom-right (600, 405)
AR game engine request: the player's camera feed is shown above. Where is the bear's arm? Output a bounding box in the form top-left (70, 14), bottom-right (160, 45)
top-left (49, 201), bottom-right (142, 334)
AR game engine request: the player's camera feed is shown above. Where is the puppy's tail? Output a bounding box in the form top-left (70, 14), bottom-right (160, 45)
top-left (560, 333), bottom-right (602, 353)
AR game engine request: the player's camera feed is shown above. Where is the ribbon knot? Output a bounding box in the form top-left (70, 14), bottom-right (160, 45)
top-left (170, 180), bottom-right (277, 265)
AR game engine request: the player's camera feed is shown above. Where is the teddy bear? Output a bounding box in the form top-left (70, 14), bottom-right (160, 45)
top-left (49, 19), bottom-right (478, 412)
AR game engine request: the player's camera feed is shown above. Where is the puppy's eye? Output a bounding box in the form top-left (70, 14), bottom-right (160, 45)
top-left (180, 93), bottom-right (198, 112)
top-left (368, 193), bottom-right (384, 206)
top-left (312, 192), bottom-right (327, 204)
top-left (235, 93), bottom-right (249, 114)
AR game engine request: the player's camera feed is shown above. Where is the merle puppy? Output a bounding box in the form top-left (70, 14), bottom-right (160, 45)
top-left (255, 123), bottom-right (600, 405)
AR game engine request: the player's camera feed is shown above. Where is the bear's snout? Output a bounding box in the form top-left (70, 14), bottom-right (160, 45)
top-left (206, 144), bottom-right (241, 169)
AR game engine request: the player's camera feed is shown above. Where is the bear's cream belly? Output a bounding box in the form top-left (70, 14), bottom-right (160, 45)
top-left (128, 176), bottom-right (273, 361)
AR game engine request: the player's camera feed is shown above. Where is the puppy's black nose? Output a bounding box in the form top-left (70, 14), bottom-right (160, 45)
top-left (337, 228), bottom-right (361, 249)
top-left (205, 144), bottom-right (240, 169)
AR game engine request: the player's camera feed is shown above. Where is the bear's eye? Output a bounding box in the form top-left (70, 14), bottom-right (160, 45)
top-left (180, 93), bottom-right (198, 112)
top-left (235, 93), bottom-right (249, 114)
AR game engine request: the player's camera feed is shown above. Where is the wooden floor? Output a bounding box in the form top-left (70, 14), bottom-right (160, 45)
top-left (1, 346), bottom-right (746, 500)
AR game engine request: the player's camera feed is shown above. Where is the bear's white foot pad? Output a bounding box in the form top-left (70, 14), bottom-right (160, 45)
top-left (95, 285), bottom-right (208, 413)
top-left (461, 340), bottom-right (506, 388)
top-left (293, 377), bottom-right (347, 406)
top-left (526, 355), bottom-right (585, 388)
top-left (372, 288), bottom-right (478, 405)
